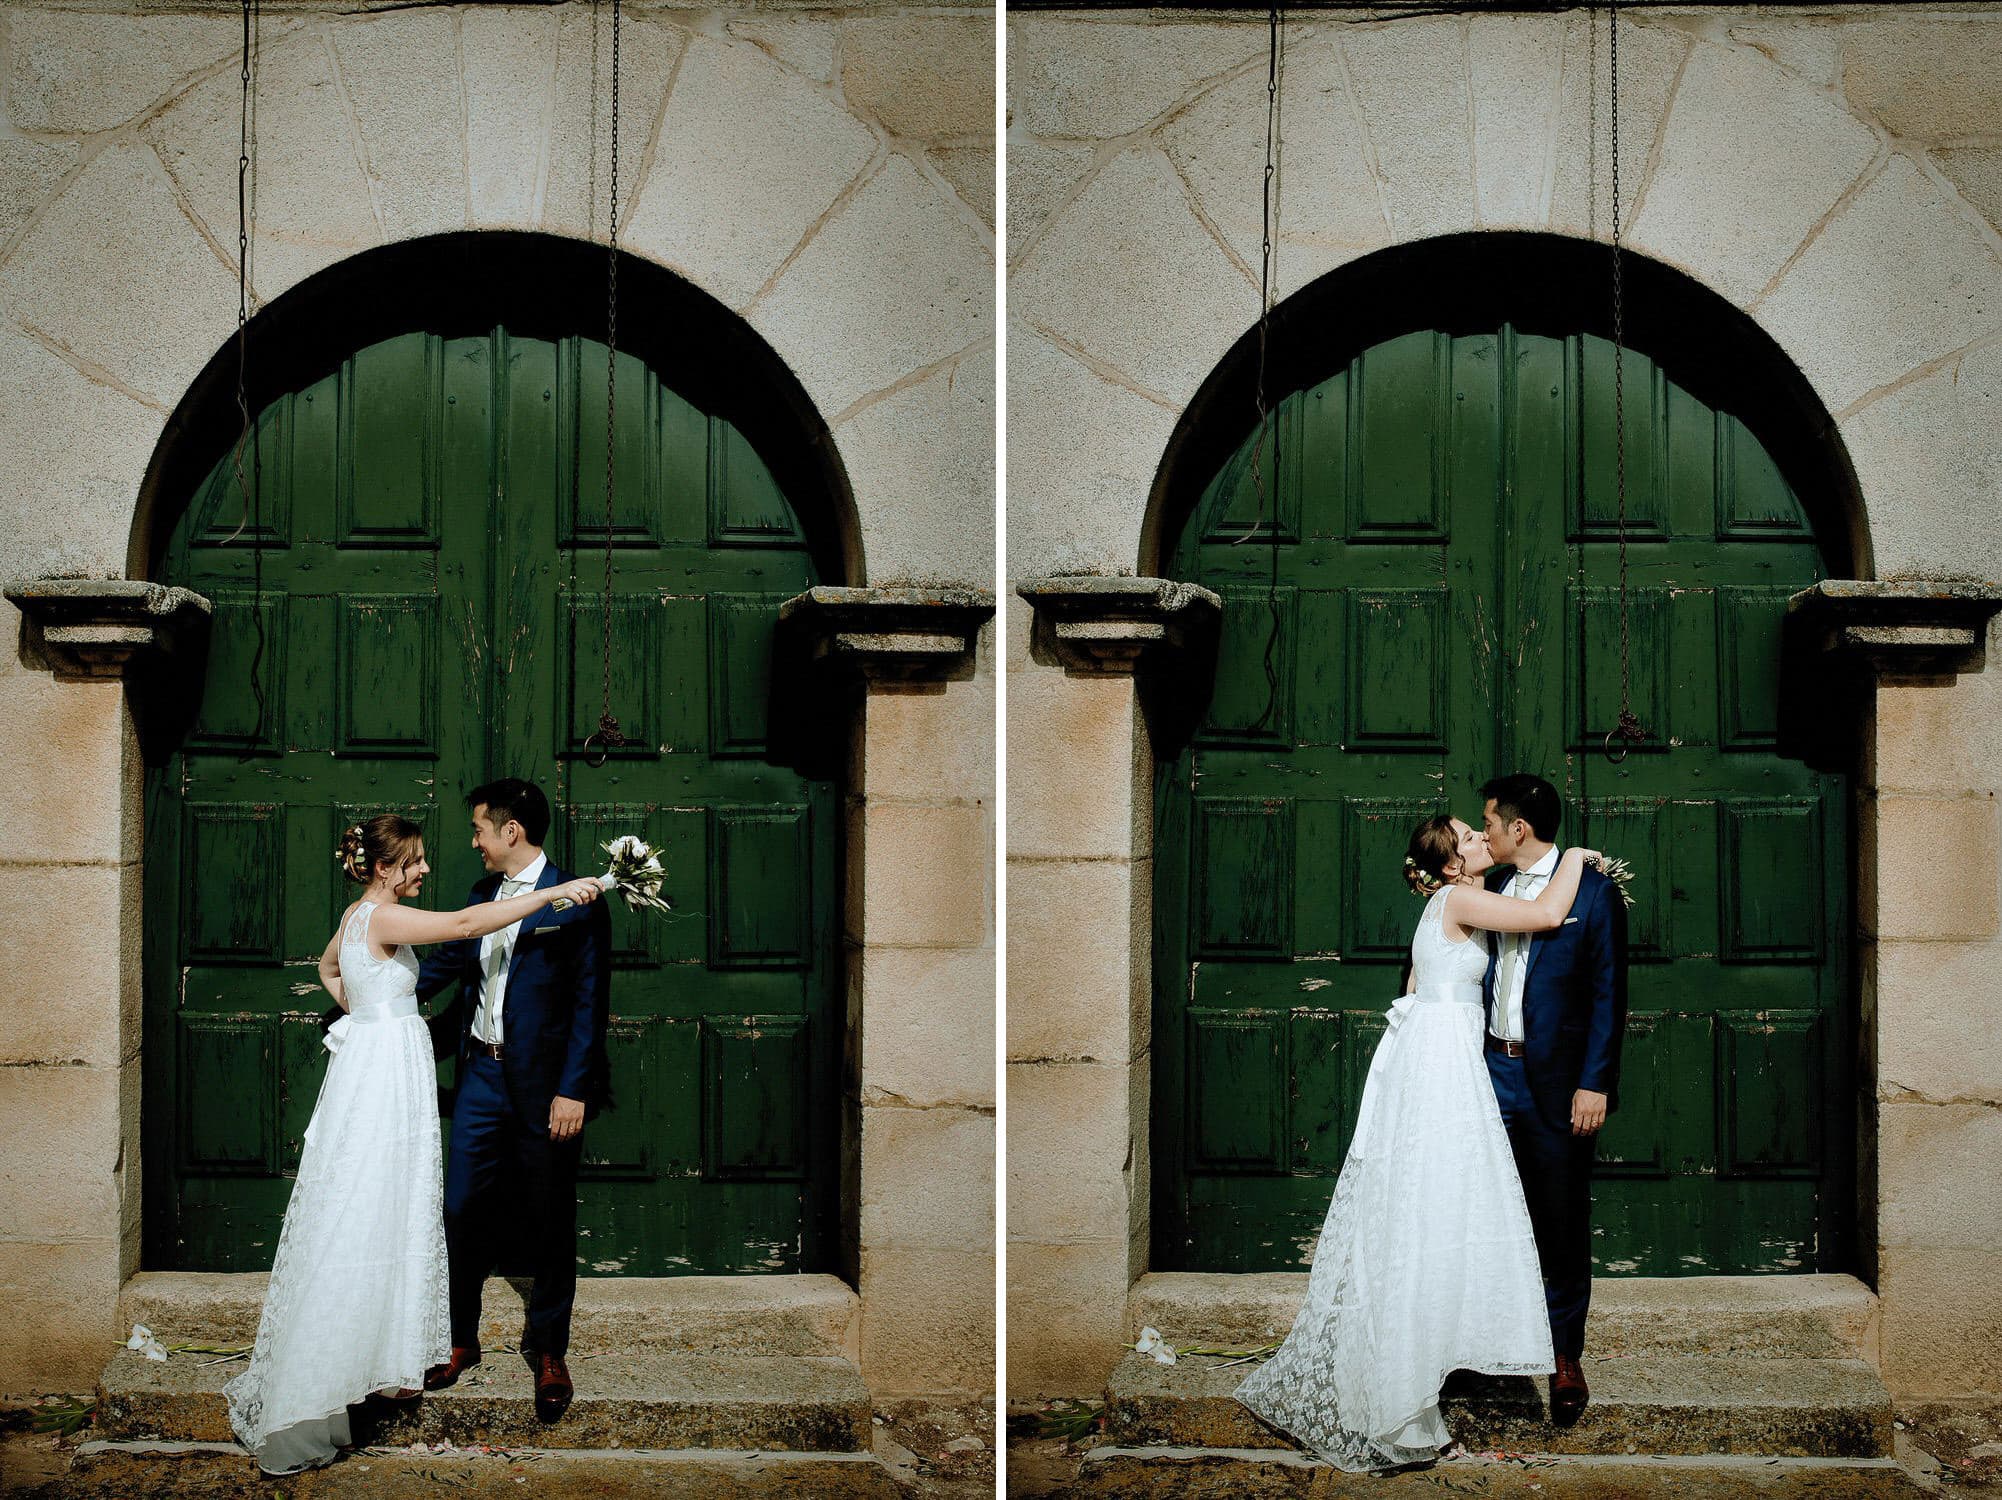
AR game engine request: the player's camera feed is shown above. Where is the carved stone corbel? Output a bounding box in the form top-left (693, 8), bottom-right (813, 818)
top-left (777, 585), bottom-right (994, 682)
top-left (4, 579), bottom-right (213, 679)
top-left (1787, 580), bottom-right (2002, 675)
top-left (1014, 575), bottom-right (1221, 674)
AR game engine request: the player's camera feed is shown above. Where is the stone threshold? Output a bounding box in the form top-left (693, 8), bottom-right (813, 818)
top-left (1105, 1350), bottom-right (1893, 1459)
top-left (1072, 1447), bottom-right (1925, 1499)
top-left (1128, 1272), bottom-right (1880, 1363)
top-left (121, 1271), bottom-right (859, 1359)
top-left (72, 1439), bottom-right (905, 1498)
top-left (97, 1345), bottom-right (873, 1453)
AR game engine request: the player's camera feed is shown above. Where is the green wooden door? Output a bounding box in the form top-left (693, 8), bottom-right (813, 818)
top-left (1155, 326), bottom-right (1851, 1276)
top-left (145, 327), bottom-right (839, 1274)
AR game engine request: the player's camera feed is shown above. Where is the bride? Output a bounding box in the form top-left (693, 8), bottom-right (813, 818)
top-left (1234, 815), bottom-right (1596, 1471)
top-left (223, 813), bottom-right (601, 1475)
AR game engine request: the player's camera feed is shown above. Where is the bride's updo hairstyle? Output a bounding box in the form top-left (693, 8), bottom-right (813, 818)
top-left (337, 814), bottom-right (424, 884)
top-left (1403, 815), bottom-right (1459, 897)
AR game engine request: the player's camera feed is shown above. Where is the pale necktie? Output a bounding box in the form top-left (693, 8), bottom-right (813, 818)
top-left (478, 876), bottom-right (528, 1039)
top-left (1496, 868), bottom-right (1544, 1034)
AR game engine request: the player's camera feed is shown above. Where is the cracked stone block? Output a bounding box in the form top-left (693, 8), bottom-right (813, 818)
top-left (836, 351), bottom-right (994, 590)
top-left (4, 9), bottom-right (260, 135)
top-left (841, 15), bottom-right (992, 140)
top-left (1343, 16), bottom-right (1476, 243)
top-left (1006, 327), bottom-right (1177, 580)
top-left (1011, 148), bottom-right (1246, 413)
top-left (330, 11), bottom-right (468, 243)
top-left (0, 141), bottom-right (237, 410)
top-left (624, 32), bottom-right (875, 311)
top-left (1842, 338), bottom-right (2002, 582)
top-left (145, 33), bottom-right (379, 304)
top-left (753, 154), bottom-right (991, 419)
top-left (1158, 32), bottom-right (1386, 295)
top-left (1758, 153), bottom-right (2002, 414)
top-left (1632, 41), bottom-right (1878, 306)
top-left (1008, 18), bottom-right (1261, 140)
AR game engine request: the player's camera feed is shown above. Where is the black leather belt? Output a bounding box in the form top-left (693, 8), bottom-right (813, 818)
top-left (1485, 1034), bottom-right (1527, 1058)
top-left (472, 1040), bottom-right (505, 1060)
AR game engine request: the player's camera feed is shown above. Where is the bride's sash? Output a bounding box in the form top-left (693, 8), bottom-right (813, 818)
top-left (1348, 981), bottom-right (1484, 1160)
top-left (1412, 980), bottom-right (1483, 1006)
top-left (323, 994), bottom-right (421, 1055)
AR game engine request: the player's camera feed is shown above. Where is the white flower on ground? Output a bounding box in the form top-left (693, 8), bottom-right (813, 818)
top-left (126, 1324), bottom-right (168, 1361)
top-left (1133, 1326), bottom-right (1177, 1365)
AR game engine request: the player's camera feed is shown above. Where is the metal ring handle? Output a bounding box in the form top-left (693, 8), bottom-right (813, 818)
top-left (1604, 728), bottom-right (1632, 765)
top-left (582, 730), bottom-right (611, 771)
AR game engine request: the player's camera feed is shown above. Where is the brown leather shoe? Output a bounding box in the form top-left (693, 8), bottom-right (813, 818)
top-left (1551, 1355), bottom-right (1589, 1426)
top-left (534, 1353), bottom-right (573, 1423)
top-left (423, 1346), bottom-right (480, 1391)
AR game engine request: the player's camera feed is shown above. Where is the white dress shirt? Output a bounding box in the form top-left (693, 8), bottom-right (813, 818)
top-left (473, 852), bottom-right (546, 1045)
top-left (1492, 844), bottom-right (1560, 1042)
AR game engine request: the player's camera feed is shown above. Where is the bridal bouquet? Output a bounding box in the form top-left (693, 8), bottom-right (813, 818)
top-left (552, 834), bottom-right (673, 914)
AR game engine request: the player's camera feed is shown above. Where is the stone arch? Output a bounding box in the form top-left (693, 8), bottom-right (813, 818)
top-left (1008, 11), bottom-right (2002, 584)
top-left (129, 231), bottom-right (865, 587)
top-left (1139, 232), bottom-right (1870, 581)
top-left (0, 4), bottom-right (993, 590)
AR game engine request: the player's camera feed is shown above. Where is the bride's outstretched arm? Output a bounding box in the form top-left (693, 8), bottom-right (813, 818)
top-left (371, 877), bottom-right (604, 948)
top-left (1447, 847), bottom-right (1599, 934)
top-left (317, 929), bottom-right (346, 1011)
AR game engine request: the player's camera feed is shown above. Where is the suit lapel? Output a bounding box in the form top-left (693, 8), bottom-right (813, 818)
top-left (504, 859), bottom-right (564, 985)
top-left (1523, 845), bottom-right (1561, 981)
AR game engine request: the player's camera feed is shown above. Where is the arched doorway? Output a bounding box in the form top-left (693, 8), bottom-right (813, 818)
top-left (1150, 238), bottom-right (1857, 1278)
top-left (140, 237), bottom-right (850, 1276)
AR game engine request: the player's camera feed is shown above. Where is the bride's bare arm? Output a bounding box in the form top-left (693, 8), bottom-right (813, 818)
top-left (368, 877), bottom-right (603, 948)
top-left (1447, 847), bottom-right (1598, 934)
top-left (318, 929), bottom-right (346, 1011)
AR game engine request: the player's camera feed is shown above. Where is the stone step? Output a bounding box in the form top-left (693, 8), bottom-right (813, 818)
top-left (1103, 1351), bottom-right (1893, 1458)
top-left (95, 1346), bottom-right (873, 1453)
top-left (65, 1441), bottom-right (904, 1498)
top-left (1127, 1272), bottom-right (1879, 1361)
top-left (118, 1272), bottom-right (858, 1358)
top-left (1071, 1448), bottom-right (1925, 1499)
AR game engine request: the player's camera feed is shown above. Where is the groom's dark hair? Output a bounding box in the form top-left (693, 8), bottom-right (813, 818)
top-left (468, 778), bottom-right (551, 846)
top-left (1480, 773), bottom-right (1561, 842)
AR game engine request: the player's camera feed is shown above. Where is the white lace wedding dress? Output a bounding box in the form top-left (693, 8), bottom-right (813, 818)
top-left (1234, 884), bottom-right (1554, 1470)
top-left (223, 901), bottom-right (450, 1474)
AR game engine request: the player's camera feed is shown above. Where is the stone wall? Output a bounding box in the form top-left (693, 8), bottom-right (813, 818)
top-left (1868, 619), bottom-right (2002, 1400)
top-left (1006, 4), bottom-right (2002, 1401)
top-left (0, 0), bottom-right (995, 1397)
top-left (852, 629), bottom-right (998, 1398)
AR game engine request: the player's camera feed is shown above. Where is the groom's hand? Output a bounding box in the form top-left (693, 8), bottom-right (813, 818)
top-left (549, 1095), bottom-right (585, 1143)
top-left (1571, 1089), bottom-right (1608, 1137)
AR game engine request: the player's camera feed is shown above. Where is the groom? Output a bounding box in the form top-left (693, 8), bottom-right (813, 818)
top-left (1479, 773), bottom-right (1627, 1426)
top-left (416, 778), bottom-right (611, 1422)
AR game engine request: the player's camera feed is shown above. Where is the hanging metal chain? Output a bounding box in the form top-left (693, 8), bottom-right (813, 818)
top-left (228, 0), bottom-right (268, 748)
top-left (586, 0), bottom-right (628, 768)
top-left (1246, 3), bottom-right (1284, 732)
top-left (1606, 0), bottom-right (1646, 765)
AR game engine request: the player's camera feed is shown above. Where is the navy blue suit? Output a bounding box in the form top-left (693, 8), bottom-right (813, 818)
top-left (1481, 854), bottom-right (1628, 1360)
top-left (417, 859), bottom-right (612, 1359)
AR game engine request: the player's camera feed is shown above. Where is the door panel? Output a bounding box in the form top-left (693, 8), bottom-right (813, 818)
top-left (146, 327), bottom-right (839, 1274)
top-left (1156, 325), bottom-right (1850, 1276)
